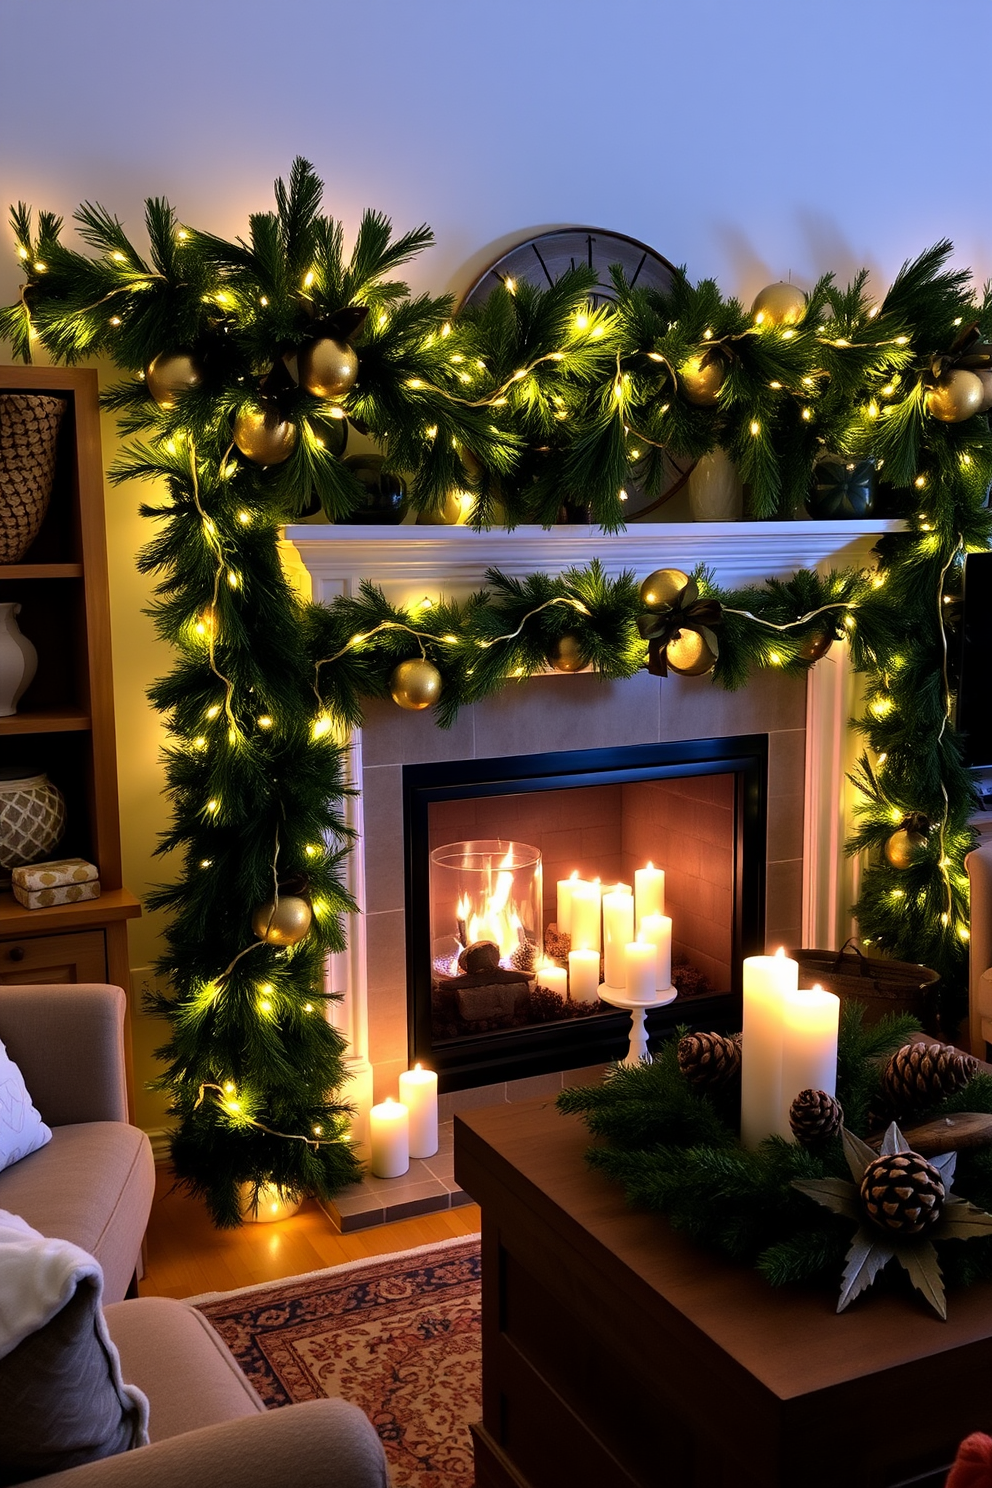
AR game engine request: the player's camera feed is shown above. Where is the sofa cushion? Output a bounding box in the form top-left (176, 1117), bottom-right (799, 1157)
top-left (104, 1297), bottom-right (265, 1442)
top-left (0, 1037), bottom-right (51, 1173)
top-left (0, 1123), bottom-right (155, 1304)
top-left (0, 1212), bottom-right (149, 1485)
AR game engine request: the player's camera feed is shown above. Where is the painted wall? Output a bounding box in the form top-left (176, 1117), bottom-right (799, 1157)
top-left (2, 0), bottom-right (991, 1132)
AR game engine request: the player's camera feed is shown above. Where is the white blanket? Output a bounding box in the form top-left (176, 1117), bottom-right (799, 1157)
top-left (0, 1209), bottom-right (149, 1441)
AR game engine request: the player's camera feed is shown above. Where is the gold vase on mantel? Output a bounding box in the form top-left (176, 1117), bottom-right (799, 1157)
top-left (687, 448), bottom-right (744, 522)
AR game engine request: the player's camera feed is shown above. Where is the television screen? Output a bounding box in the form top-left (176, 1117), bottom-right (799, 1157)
top-left (956, 551), bottom-right (992, 771)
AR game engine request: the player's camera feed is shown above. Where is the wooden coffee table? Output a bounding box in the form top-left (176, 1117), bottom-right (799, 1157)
top-left (454, 1096), bottom-right (992, 1488)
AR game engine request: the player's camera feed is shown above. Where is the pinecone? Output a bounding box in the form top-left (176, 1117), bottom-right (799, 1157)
top-left (881, 1041), bottom-right (978, 1117)
top-left (544, 926), bottom-right (571, 963)
top-left (789, 1088), bottom-right (843, 1146)
top-left (860, 1150), bottom-right (945, 1236)
top-left (677, 1031), bottom-right (742, 1093)
top-left (510, 940), bottom-right (537, 973)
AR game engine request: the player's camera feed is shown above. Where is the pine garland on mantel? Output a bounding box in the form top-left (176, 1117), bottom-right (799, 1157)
top-left (3, 159), bottom-right (991, 1221)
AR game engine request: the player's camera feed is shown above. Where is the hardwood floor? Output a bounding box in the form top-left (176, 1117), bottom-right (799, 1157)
top-left (139, 1167), bottom-right (481, 1300)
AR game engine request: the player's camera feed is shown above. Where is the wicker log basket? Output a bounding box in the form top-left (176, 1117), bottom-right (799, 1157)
top-left (789, 939), bottom-right (940, 1034)
top-left (0, 393), bottom-right (66, 561)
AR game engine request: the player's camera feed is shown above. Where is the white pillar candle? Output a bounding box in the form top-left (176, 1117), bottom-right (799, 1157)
top-left (639, 913), bottom-right (673, 991)
top-left (369, 1097), bottom-right (409, 1178)
top-left (603, 890), bottom-right (635, 989)
top-left (568, 948), bottom-right (601, 1004)
top-left (624, 940), bottom-right (658, 1001)
top-left (600, 881), bottom-right (632, 899)
top-left (556, 872), bottom-right (581, 935)
top-left (569, 880), bottom-right (601, 953)
top-left (634, 863), bottom-right (665, 930)
top-left (780, 985), bottom-right (840, 1140)
top-left (739, 949), bottom-right (799, 1150)
top-left (538, 964), bottom-right (568, 999)
top-left (398, 1063), bottom-right (439, 1159)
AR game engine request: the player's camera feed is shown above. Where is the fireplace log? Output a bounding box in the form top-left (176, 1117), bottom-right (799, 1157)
top-left (456, 979), bottom-right (531, 1023)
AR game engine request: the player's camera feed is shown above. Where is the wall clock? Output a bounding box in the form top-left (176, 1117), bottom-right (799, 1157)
top-left (459, 228), bottom-right (689, 520)
top-left (459, 226), bottom-right (678, 309)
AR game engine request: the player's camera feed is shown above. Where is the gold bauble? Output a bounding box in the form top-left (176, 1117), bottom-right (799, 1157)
top-left (416, 490), bottom-right (472, 525)
top-left (665, 628), bottom-right (718, 677)
top-left (233, 405), bottom-right (298, 465)
top-left (798, 628), bottom-right (833, 662)
top-left (390, 657), bottom-right (442, 710)
top-left (976, 369), bottom-right (992, 413)
top-left (146, 350), bottom-right (203, 410)
top-left (926, 369), bottom-right (985, 424)
top-left (298, 337), bottom-right (359, 400)
top-left (251, 893), bottom-right (312, 946)
top-left (680, 352), bottom-right (726, 407)
top-left (883, 827), bottom-right (929, 870)
top-left (639, 568), bottom-right (690, 611)
top-left (547, 633), bottom-right (588, 673)
top-left (751, 281), bottom-right (806, 327)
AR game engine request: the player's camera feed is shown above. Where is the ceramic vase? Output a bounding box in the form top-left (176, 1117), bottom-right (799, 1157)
top-left (0, 602), bottom-right (37, 716)
top-left (0, 393), bottom-right (67, 560)
top-left (688, 448), bottom-right (744, 522)
top-left (0, 769), bottom-right (66, 879)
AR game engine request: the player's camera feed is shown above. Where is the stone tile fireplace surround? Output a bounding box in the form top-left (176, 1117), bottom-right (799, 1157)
top-left (284, 519), bottom-right (898, 1135)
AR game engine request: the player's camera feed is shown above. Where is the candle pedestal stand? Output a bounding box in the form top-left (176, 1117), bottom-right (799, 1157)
top-left (599, 985), bottom-right (677, 1066)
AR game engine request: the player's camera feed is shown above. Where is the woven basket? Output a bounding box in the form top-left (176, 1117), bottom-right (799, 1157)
top-left (0, 771), bottom-right (66, 882)
top-left (789, 941), bottom-right (940, 1032)
top-left (0, 394), bottom-right (67, 561)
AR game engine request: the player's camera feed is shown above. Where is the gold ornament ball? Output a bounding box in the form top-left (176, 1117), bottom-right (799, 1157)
top-left (640, 568), bottom-right (690, 611)
top-left (884, 827), bottom-right (929, 870)
top-left (680, 352), bottom-right (725, 407)
top-left (146, 350), bottom-right (203, 410)
top-left (547, 633), bottom-right (588, 673)
top-left (298, 337), bottom-right (359, 400)
top-left (390, 657), bottom-right (442, 710)
top-left (665, 628), bottom-right (718, 677)
top-left (925, 369), bottom-right (985, 424)
top-left (416, 490), bottom-right (472, 525)
top-left (233, 405), bottom-right (298, 465)
top-left (751, 281), bottom-right (806, 327)
top-left (976, 369), bottom-right (992, 413)
top-left (251, 894), bottom-right (313, 946)
top-left (798, 628), bottom-right (833, 662)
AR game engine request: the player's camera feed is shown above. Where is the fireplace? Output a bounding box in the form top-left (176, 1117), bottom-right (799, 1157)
top-left (283, 516), bottom-right (897, 1123)
top-left (404, 737), bottom-right (767, 1090)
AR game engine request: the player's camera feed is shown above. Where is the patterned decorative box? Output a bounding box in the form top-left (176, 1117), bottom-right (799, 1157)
top-left (12, 878), bottom-right (101, 910)
top-left (12, 857), bottom-right (99, 892)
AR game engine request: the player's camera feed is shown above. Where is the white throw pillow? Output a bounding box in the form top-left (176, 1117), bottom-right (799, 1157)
top-left (0, 1038), bottom-right (51, 1172)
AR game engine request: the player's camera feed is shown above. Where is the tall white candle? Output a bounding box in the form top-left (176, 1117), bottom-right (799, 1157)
top-left (398, 1063), bottom-right (439, 1159)
top-left (569, 880), bottom-right (601, 953)
top-left (639, 912), bottom-right (673, 991)
top-left (603, 890), bottom-right (635, 989)
top-left (780, 985), bottom-right (840, 1140)
top-left (568, 948), bottom-right (601, 1004)
top-left (369, 1097), bottom-right (409, 1178)
top-left (538, 964), bottom-right (568, 999)
top-left (634, 863), bottom-right (665, 930)
top-left (624, 940), bottom-right (658, 1001)
top-left (556, 871), bottom-right (581, 935)
top-left (740, 949), bottom-right (799, 1150)
top-left (600, 881), bottom-right (632, 899)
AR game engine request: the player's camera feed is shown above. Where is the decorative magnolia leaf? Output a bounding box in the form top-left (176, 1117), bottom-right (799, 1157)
top-left (934, 1195), bottom-right (992, 1239)
top-left (842, 1126), bottom-right (880, 1183)
top-left (792, 1176), bottom-right (861, 1223)
top-left (891, 1240), bottom-right (946, 1320)
top-left (880, 1121), bottom-right (912, 1158)
top-left (698, 624), bottom-right (720, 659)
top-left (930, 1149), bottom-right (957, 1187)
top-left (838, 1232), bottom-right (892, 1313)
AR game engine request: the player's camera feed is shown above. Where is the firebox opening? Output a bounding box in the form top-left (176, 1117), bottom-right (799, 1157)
top-left (404, 737), bottom-right (767, 1093)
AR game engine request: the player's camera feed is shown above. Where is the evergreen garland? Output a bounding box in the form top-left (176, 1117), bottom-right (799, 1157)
top-left (4, 164), bottom-right (992, 1220)
top-left (558, 1009), bottom-right (992, 1293)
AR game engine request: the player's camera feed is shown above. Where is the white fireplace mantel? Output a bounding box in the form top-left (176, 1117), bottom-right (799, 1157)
top-left (282, 518), bottom-right (903, 1113)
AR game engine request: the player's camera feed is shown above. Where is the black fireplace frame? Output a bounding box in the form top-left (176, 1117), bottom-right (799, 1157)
top-left (403, 736), bottom-right (767, 1093)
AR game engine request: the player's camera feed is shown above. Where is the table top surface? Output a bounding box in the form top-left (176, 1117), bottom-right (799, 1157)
top-left (454, 1095), bottom-right (992, 1403)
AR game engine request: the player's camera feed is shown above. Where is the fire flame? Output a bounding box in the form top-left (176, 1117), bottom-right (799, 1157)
top-left (451, 848), bottom-right (524, 972)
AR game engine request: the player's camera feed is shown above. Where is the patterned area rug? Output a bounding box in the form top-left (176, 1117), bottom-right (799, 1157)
top-left (191, 1235), bottom-right (481, 1488)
